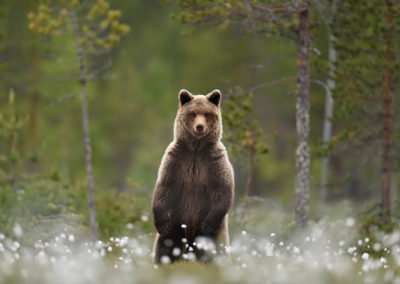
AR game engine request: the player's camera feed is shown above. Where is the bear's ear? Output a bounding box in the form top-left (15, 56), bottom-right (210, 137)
top-left (206, 89), bottom-right (221, 107)
top-left (179, 89), bottom-right (194, 106)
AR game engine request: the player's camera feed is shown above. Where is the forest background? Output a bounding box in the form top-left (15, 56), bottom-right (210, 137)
top-left (0, 0), bottom-right (399, 245)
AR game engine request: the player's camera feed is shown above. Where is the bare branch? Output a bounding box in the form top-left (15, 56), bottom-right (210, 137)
top-left (87, 58), bottom-right (113, 80)
top-left (311, 79), bottom-right (329, 93)
top-left (227, 76), bottom-right (296, 98)
top-left (47, 93), bottom-right (78, 108)
top-left (252, 3), bottom-right (298, 14)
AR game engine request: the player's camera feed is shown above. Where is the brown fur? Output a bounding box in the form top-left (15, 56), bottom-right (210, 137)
top-left (152, 89), bottom-right (234, 263)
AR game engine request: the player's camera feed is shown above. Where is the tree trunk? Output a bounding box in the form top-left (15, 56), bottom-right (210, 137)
top-left (27, 91), bottom-right (39, 173)
top-left (245, 144), bottom-right (255, 197)
top-left (382, 0), bottom-right (393, 220)
top-left (295, 0), bottom-right (310, 228)
top-left (28, 93), bottom-right (39, 150)
top-left (115, 150), bottom-right (129, 195)
top-left (72, 12), bottom-right (99, 242)
top-left (320, 34), bottom-right (337, 204)
top-left (27, 0), bottom-right (40, 173)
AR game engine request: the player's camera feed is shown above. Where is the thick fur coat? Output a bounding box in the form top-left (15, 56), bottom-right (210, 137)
top-left (152, 89), bottom-right (234, 263)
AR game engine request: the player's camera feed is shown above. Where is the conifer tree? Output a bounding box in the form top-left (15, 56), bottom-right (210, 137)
top-left (333, 0), bottom-right (399, 222)
top-left (28, 0), bottom-right (130, 241)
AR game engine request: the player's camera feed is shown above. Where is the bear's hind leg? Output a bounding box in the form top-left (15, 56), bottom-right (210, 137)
top-left (154, 233), bottom-right (184, 264)
top-left (192, 244), bottom-right (213, 263)
top-left (191, 234), bottom-right (218, 263)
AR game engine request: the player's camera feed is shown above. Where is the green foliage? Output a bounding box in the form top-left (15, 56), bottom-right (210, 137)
top-left (172, 0), bottom-right (297, 37)
top-left (231, 198), bottom-right (294, 238)
top-left (0, 173), bottom-right (84, 243)
top-left (0, 89), bottom-right (150, 241)
top-left (0, 90), bottom-right (27, 188)
top-left (27, 0), bottom-right (130, 51)
top-left (358, 202), bottom-right (396, 256)
top-left (0, 91), bottom-right (81, 241)
top-left (0, 170), bottom-right (152, 242)
top-left (27, 0), bottom-right (132, 240)
top-left (223, 92), bottom-right (269, 161)
top-left (360, 203), bottom-right (394, 233)
top-left (0, 0), bottom-right (7, 50)
top-left (2, 0), bottom-right (399, 246)
top-left (27, 2), bottom-right (66, 36)
top-left (314, 129), bottom-right (359, 158)
top-left (95, 187), bottom-right (152, 239)
top-left (333, 0), bottom-right (400, 143)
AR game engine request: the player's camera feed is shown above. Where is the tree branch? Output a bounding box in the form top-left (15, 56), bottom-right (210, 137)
top-left (252, 3), bottom-right (298, 14)
top-left (228, 76), bottom-right (296, 98)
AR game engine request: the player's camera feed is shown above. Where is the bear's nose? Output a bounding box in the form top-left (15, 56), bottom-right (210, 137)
top-left (196, 124), bottom-right (204, 132)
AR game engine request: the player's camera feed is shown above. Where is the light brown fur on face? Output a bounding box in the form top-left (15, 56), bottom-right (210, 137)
top-left (174, 91), bottom-right (223, 145)
top-left (151, 89), bottom-right (234, 264)
top-left (178, 100), bottom-right (218, 139)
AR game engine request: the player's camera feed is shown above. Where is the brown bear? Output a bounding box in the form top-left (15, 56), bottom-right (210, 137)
top-left (152, 89), bottom-right (234, 264)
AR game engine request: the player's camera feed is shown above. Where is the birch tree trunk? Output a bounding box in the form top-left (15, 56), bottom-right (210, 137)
top-left (72, 12), bottom-right (99, 242)
top-left (295, 0), bottom-right (310, 228)
top-left (320, 34), bottom-right (337, 203)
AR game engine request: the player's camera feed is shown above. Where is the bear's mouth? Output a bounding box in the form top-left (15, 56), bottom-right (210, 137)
top-left (193, 124), bottom-right (208, 137)
top-left (191, 129), bottom-right (208, 139)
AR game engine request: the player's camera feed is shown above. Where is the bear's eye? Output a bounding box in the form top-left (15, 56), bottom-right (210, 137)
top-left (190, 112), bottom-right (196, 118)
top-left (204, 113), bottom-right (210, 119)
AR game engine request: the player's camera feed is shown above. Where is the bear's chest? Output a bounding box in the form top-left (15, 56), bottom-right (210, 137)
top-left (177, 152), bottom-right (214, 187)
top-left (176, 154), bottom-right (214, 227)
top-left (168, 147), bottom-right (224, 231)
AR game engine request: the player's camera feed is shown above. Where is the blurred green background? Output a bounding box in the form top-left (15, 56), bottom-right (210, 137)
top-left (0, 0), bottom-right (398, 240)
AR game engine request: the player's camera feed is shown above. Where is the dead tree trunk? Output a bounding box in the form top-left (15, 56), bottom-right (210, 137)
top-left (320, 34), bottom-right (337, 204)
top-left (382, 0), bottom-right (393, 220)
top-left (72, 12), bottom-right (98, 242)
top-left (295, 0), bottom-right (310, 228)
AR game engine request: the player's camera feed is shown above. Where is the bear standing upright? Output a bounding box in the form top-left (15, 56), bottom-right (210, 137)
top-left (152, 89), bottom-right (234, 263)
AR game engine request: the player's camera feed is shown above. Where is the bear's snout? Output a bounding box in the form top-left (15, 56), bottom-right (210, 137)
top-left (192, 114), bottom-right (207, 136)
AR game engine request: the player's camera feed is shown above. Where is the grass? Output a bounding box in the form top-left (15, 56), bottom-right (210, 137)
top-left (0, 201), bottom-right (399, 283)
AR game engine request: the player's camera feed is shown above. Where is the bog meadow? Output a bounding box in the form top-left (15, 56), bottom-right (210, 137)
top-left (0, 0), bottom-right (400, 283)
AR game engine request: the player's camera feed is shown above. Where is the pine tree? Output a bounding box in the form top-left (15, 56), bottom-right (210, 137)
top-left (333, 0), bottom-right (400, 222)
top-left (28, 0), bottom-right (130, 241)
top-left (223, 92), bottom-right (269, 198)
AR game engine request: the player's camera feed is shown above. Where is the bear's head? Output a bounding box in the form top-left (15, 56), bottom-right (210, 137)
top-left (174, 89), bottom-right (222, 142)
